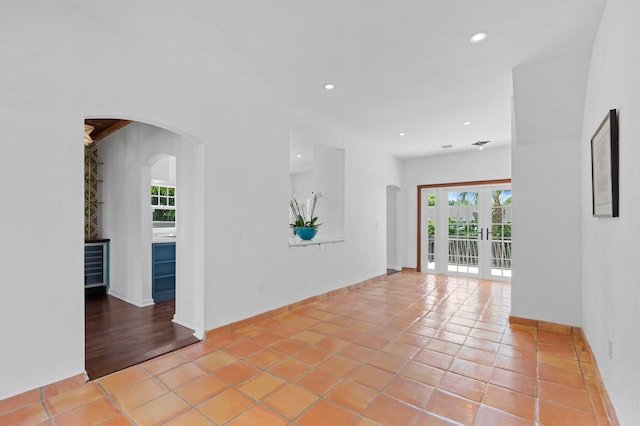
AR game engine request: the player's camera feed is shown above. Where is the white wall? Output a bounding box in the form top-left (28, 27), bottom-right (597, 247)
top-left (0, 3), bottom-right (401, 398)
top-left (151, 155), bottom-right (176, 186)
top-left (174, 140), bottom-right (206, 338)
top-left (313, 145), bottom-right (345, 238)
top-left (581, 0), bottom-right (640, 422)
top-left (0, 110), bottom-right (85, 400)
top-left (386, 186), bottom-right (400, 270)
top-left (399, 146), bottom-right (511, 269)
top-left (511, 51), bottom-right (591, 327)
top-left (203, 125), bottom-right (402, 330)
top-left (291, 172), bottom-right (312, 198)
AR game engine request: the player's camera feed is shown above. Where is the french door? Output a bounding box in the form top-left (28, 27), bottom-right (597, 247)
top-left (419, 181), bottom-right (512, 280)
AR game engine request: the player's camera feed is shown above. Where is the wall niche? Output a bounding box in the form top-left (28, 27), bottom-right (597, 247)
top-left (289, 138), bottom-right (345, 242)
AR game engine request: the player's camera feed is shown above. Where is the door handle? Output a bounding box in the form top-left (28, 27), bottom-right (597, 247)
top-left (478, 228), bottom-right (492, 240)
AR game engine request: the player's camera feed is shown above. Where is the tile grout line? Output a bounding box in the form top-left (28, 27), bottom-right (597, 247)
top-left (478, 281), bottom-right (506, 426)
top-left (38, 386), bottom-right (55, 424)
top-left (95, 374), bottom-right (150, 425)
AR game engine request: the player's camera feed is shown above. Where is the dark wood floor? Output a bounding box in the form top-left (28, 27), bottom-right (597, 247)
top-left (85, 295), bottom-right (199, 379)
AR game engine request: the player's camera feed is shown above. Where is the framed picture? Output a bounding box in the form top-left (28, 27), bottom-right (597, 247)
top-left (591, 109), bottom-right (619, 217)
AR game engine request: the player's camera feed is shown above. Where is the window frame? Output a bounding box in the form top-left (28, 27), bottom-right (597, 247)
top-left (151, 184), bottom-right (176, 227)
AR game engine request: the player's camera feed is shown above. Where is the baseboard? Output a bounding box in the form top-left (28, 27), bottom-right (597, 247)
top-left (107, 290), bottom-right (154, 308)
top-left (509, 315), bottom-right (620, 426)
top-left (205, 273), bottom-right (387, 340)
top-left (401, 266), bottom-right (417, 272)
top-left (172, 315), bottom-right (205, 340)
top-left (387, 264), bottom-right (402, 271)
top-left (0, 373), bottom-right (87, 413)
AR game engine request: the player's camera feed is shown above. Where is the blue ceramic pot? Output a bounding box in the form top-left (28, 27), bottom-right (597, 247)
top-left (295, 226), bottom-right (318, 240)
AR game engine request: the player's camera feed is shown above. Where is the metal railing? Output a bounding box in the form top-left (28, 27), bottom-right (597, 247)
top-left (491, 239), bottom-right (512, 269)
top-left (448, 237), bottom-right (479, 266)
top-left (426, 236), bottom-right (512, 269)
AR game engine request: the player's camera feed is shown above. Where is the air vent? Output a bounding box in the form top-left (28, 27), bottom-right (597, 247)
top-left (472, 140), bottom-right (490, 151)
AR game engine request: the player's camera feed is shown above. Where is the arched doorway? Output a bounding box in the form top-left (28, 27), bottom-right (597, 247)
top-left (83, 118), bottom-right (205, 378)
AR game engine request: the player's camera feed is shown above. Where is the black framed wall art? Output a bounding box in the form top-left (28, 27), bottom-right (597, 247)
top-left (591, 109), bottom-right (619, 217)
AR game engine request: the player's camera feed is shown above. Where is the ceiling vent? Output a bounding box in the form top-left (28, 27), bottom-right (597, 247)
top-left (472, 140), bottom-right (490, 150)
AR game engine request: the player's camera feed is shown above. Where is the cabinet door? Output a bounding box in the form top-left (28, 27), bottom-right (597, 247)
top-left (152, 242), bottom-right (176, 302)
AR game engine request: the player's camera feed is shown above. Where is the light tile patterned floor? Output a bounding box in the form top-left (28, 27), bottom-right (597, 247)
top-left (1, 272), bottom-right (612, 425)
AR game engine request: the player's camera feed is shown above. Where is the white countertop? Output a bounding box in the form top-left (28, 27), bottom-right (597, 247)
top-left (288, 236), bottom-right (345, 247)
top-left (153, 235), bottom-right (176, 243)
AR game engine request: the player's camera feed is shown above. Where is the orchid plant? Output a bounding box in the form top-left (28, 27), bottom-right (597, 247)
top-left (289, 192), bottom-right (325, 232)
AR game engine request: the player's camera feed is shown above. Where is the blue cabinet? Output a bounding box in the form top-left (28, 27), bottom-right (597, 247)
top-left (152, 242), bottom-right (176, 303)
top-left (85, 240), bottom-right (109, 294)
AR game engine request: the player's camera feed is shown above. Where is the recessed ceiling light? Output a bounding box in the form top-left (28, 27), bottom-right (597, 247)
top-left (324, 83), bottom-right (335, 90)
top-left (441, 144), bottom-right (453, 149)
top-left (399, 132), bottom-right (406, 137)
top-left (469, 32), bottom-right (488, 43)
top-left (296, 154), bottom-right (302, 158)
top-left (463, 121), bottom-right (471, 126)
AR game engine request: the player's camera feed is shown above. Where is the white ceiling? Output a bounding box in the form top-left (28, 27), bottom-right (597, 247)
top-left (65, 1), bottom-right (606, 161)
top-left (201, 0), bottom-right (605, 159)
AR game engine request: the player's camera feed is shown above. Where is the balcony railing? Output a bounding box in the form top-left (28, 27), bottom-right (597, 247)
top-left (448, 237), bottom-right (479, 266)
top-left (491, 238), bottom-right (512, 269)
top-left (426, 236), bottom-right (512, 269)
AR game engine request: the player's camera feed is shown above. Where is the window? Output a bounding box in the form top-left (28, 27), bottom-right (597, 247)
top-left (151, 185), bottom-right (176, 227)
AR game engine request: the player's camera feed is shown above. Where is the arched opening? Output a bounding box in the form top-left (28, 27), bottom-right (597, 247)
top-left (83, 118), bottom-right (205, 379)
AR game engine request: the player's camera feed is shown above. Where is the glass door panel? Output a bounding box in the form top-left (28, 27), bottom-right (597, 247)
top-left (447, 191), bottom-right (479, 275)
top-left (488, 188), bottom-right (512, 278)
top-left (424, 192), bottom-right (437, 271)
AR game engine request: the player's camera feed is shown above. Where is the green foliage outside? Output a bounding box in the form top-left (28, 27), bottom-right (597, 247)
top-left (153, 209), bottom-right (176, 222)
top-left (428, 190), bottom-right (512, 239)
top-left (151, 185), bottom-right (176, 223)
top-left (490, 190), bottom-right (512, 238)
top-left (448, 216), bottom-right (479, 237)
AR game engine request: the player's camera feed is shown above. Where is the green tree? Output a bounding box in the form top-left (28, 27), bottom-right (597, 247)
top-left (450, 191), bottom-right (478, 206)
top-left (153, 209), bottom-right (176, 222)
top-left (491, 190), bottom-right (512, 238)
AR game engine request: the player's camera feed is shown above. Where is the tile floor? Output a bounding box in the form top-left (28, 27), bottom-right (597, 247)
top-left (1, 272), bottom-right (612, 425)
